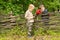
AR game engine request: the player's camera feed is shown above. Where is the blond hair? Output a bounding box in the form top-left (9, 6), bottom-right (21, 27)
top-left (40, 4), bottom-right (45, 12)
top-left (28, 4), bottom-right (35, 10)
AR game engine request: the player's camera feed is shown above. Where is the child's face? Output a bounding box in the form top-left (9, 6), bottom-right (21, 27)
top-left (31, 6), bottom-right (34, 11)
top-left (40, 5), bottom-right (45, 12)
top-left (29, 6), bottom-right (34, 12)
top-left (28, 4), bottom-right (35, 12)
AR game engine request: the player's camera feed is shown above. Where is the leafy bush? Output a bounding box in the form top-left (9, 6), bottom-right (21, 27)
top-left (0, 0), bottom-right (60, 15)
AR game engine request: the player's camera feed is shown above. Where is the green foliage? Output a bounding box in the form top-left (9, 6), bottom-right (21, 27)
top-left (0, 0), bottom-right (60, 15)
top-left (34, 27), bottom-right (45, 35)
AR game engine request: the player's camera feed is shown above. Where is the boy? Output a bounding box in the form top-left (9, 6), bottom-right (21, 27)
top-left (40, 4), bottom-right (49, 25)
top-left (25, 4), bottom-right (35, 37)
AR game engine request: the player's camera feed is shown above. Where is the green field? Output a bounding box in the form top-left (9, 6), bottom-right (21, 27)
top-left (0, 12), bottom-right (60, 40)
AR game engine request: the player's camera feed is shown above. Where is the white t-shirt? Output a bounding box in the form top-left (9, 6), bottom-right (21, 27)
top-left (25, 10), bottom-right (34, 22)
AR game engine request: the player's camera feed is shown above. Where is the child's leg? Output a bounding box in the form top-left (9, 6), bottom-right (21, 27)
top-left (27, 22), bottom-right (33, 37)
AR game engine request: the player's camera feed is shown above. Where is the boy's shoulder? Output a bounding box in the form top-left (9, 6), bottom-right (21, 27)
top-left (44, 9), bottom-right (48, 11)
top-left (26, 10), bottom-right (30, 13)
top-left (43, 9), bottom-right (48, 12)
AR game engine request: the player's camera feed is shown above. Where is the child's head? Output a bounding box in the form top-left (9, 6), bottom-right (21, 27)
top-left (40, 4), bottom-right (45, 12)
top-left (28, 4), bottom-right (35, 12)
top-left (38, 4), bottom-right (44, 9)
top-left (40, 4), bottom-right (44, 7)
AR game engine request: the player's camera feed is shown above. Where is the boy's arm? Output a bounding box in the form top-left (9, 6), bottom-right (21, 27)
top-left (25, 11), bottom-right (29, 19)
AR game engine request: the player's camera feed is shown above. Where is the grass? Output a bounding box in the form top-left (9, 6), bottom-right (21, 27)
top-left (0, 12), bottom-right (60, 40)
top-left (0, 26), bottom-right (60, 40)
top-left (0, 35), bottom-right (60, 40)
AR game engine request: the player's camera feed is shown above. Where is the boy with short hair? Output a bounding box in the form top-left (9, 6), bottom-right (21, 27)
top-left (40, 4), bottom-right (49, 25)
top-left (25, 4), bottom-right (35, 37)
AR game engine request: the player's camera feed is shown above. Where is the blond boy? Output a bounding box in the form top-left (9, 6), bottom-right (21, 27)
top-left (25, 4), bottom-right (35, 37)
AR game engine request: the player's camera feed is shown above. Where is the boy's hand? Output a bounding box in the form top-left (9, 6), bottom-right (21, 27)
top-left (33, 16), bottom-right (35, 19)
top-left (33, 16), bottom-right (35, 18)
